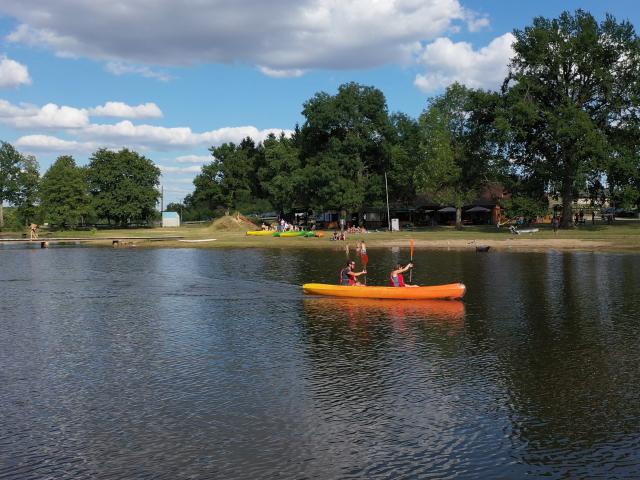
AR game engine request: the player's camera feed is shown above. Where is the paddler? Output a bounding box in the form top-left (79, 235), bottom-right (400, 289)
top-left (390, 263), bottom-right (418, 287)
top-left (340, 260), bottom-right (367, 286)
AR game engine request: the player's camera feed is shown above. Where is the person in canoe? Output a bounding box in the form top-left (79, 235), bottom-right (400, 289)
top-left (390, 263), bottom-right (418, 287)
top-left (340, 260), bottom-right (367, 286)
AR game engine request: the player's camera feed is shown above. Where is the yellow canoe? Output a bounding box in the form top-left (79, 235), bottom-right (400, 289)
top-left (302, 283), bottom-right (466, 300)
top-left (246, 230), bottom-right (276, 236)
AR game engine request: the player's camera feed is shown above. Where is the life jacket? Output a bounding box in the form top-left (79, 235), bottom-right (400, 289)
top-left (390, 272), bottom-right (406, 287)
top-left (340, 268), bottom-right (355, 286)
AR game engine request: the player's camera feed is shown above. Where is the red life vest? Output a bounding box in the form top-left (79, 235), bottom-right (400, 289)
top-left (390, 273), bottom-right (406, 287)
top-left (340, 268), bottom-right (356, 286)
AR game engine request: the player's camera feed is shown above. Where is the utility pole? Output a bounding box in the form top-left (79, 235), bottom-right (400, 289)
top-left (160, 185), bottom-right (164, 212)
top-left (384, 171), bottom-right (391, 231)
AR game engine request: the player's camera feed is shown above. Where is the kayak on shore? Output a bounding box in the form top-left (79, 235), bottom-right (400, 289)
top-left (247, 230), bottom-right (325, 238)
top-left (302, 282), bottom-right (466, 300)
top-left (246, 230), bottom-right (276, 236)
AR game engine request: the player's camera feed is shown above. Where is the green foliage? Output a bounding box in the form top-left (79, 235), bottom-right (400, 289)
top-left (415, 83), bottom-right (505, 228)
top-left (504, 9), bottom-right (640, 226)
top-left (387, 113), bottom-right (421, 205)
top-left (87, 148), bottom-right (160, 225)
top-left (503, 196), bottom-right (549, 221)
top-left (258, 133), bottom-right (302, 213)
top-left (40, 156), bottom-right (93, 228)
top-left (15, 154), bottom-right (40, 226)
top-left (0, 142), bottom-right (41, 228)
top-left (296, 82), bottom-right (394, 214)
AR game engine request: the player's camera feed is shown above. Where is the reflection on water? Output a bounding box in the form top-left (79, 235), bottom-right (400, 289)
top-left (1, 247), bottom-right (640, 478)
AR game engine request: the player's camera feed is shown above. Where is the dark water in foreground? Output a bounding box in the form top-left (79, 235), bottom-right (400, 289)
top-left (1, 246), bottom-right (640, 479)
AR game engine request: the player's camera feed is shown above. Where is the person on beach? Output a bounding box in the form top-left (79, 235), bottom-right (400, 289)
top-left (552, 216), bottom-right (559, 234)
top-left (340, 260), bottom-right (366, 286)
top-left (390, 263), bottom-right (417, 287)
top-left (29, 223), bottom-right (39, 240)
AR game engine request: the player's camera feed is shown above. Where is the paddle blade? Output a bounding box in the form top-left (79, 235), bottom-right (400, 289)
top-left (362, 254), bottom-right (369, 266)
top-left (410, 239), bottom-right (414, 260)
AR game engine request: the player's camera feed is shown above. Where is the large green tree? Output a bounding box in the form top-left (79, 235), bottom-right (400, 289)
top-left (415, 83), bottom-right (504, 228)
top-left (258, 132), bottom-right (302, 214)
top-left (387, 112), bottom-right (421, 206)
top-left (201, 138), bottom-right (268, 214)
top-left (299, 82), bottom-right (393, 218)
top-left (15, 154), bottom-right (40, 227)
top-left (87, 148), bottom-right (160, 225)
top-left (504, 10), bottom-right (640, 227)
top-left (0, 143), bottom-right (41, 228)
top-left (40, 156), bottom-right (92, 227)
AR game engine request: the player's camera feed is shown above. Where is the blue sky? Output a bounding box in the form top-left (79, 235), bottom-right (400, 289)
top-left (0, 0), bottom-right (637, 205)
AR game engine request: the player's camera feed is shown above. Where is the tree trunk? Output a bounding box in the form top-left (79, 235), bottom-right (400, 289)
top-left (561, 177), bottom-right (573, 229)
top-left (455, 207), bottom-right (462, 230)
top-left (0, 200), bottom-right (3, 228)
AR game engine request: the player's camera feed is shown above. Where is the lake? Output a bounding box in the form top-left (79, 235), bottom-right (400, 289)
top-left (1, 246), bottom-right (640, 479)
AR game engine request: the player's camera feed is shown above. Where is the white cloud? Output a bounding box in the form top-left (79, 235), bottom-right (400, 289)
top-left (159, 165), bottom-right (202, 174)
top-left (2, 0), bottom-right (487, 75)
top-left (258, 66), bottom-right (306, 78)
top-left (105, 62), bottom-right (172, 82)
top-left (15, 134), bottom-right (96, 152)
top-left (0, 101), bottom-right (89, 128)
top-left (176, 154), bottom-right (211, 164)
top-left (414, 33), bottom-right (515, 92)
top-left (0, 56), bottom-right (31, 88)
top-left (89, 101), bottom-right (163, 119)
top-left (77, 121), bottom-right (292, 150)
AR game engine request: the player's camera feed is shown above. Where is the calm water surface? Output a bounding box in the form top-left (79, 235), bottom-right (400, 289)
top-left (1, 246), bottom-right (640, 479)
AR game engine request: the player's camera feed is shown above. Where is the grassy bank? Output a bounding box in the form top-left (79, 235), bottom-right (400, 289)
top-left (7, 220), bottom-right (639, 252)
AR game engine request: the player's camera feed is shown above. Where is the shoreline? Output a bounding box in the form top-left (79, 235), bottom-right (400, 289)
top-left (3, 225), bottom-right (639, 253)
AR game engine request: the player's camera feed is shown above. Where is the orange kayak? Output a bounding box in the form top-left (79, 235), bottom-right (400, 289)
top-left (302, 283), bottom-right (466, 300)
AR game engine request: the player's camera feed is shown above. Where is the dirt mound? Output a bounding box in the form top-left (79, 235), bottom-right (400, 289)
top-left (207, 213), bottom-right (257, 231)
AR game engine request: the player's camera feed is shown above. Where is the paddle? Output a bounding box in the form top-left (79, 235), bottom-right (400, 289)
top-left (362, 253), bottom-right (369, 285)
top-left (409, 239), bottom-right (414, 283)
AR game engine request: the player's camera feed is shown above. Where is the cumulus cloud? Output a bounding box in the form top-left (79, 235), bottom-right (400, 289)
top-left (89, 101), bottom-right (163, 119)
top-left (176, 154), bottom-right (212, 164)
top-left (414, 33), bottom-right (515, 92)
top-left (77, 121), bottom-right (292, 150)
top-left (15, 134), bottom-right (97, 153)
top-left (0, 98), bottom-right (166, 128)
top-left (159, 165), bottom-right (203, 174)
top-left (1, 0), bottom-right (487, 75)
top-left (0, 56), bottom-right (31, 88)
top-left (0, 101), bottom-right (89, 128)
top-left (12, 120), bottom-right (292, 154)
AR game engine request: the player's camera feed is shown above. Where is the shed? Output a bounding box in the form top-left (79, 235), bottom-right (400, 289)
top-left (162, 211), bottom-right (180, 228)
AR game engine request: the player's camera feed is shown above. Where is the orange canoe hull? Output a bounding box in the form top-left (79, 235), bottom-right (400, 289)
top-left (302, 283), bottom-right (466, 300)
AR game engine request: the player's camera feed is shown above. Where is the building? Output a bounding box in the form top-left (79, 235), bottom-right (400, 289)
top-left (162, 211), bottom-right (180, 227)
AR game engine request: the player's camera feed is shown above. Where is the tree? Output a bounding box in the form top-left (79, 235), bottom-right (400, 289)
top-left (15, 154), bottom-right (40, 226)
top-left (415, 83), bottom-right (504, 228)
top-left (87, 148), bottom-right (160, 225)
top-left (258, 132), bottom-right (302, 214)
top-left (387, 113), bottom-right (421, 205)
top-left (0, 142), bottom-right (25, 228)
top-left (504, 10), bottom-right (640, 227)
top-left (40, 156), bottom-right (92, 228)
top-left (299, 82), bottom-right (393, 220)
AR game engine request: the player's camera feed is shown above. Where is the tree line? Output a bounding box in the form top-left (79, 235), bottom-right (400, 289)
top-left (2, 10), bottom-right (639, 230)
top-left (0, 145), bottom-right (160, 229)
top-left (173, 10), bottom-right (640, 229)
